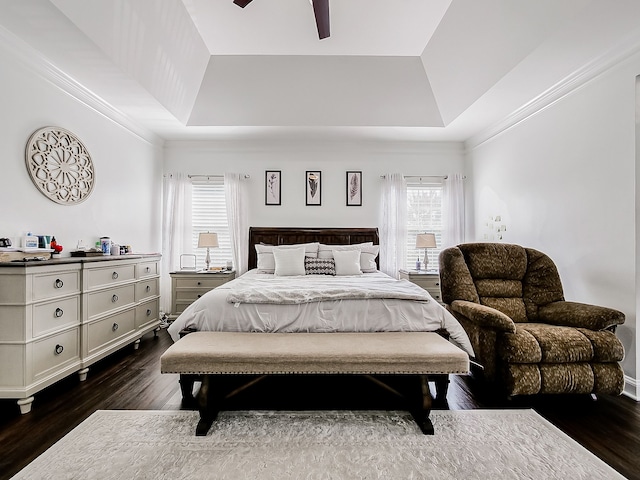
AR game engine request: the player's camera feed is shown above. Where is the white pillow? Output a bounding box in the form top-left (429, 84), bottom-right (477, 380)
top-left (273, 247), bottom-right (306, 276)
top-left (256, 242), bottom-right (319, 273)
top-left (318, 243), bottom-right (378, 272)
top-left (360, 244), bottom-right (380, 273)
top-left (333, 249), bottom-right (363, 276)
top-left (317, 242), bottom-right (372, 259)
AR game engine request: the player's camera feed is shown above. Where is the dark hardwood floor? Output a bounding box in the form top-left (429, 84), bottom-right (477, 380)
top-left (1, 329), bottom-right (639, 479)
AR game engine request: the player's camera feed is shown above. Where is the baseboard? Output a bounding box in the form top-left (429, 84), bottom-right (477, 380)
top-left (622, 375), bottom-right (639, 401)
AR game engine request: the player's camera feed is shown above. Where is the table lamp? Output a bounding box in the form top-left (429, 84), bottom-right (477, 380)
top-left (198, 232), bottom-right (219, 271)
top-left (415, 233), bottom-right (437, 271)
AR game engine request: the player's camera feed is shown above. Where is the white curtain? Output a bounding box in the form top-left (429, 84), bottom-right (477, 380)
top-left (160, 173), bottom-right (192, 314)
top-left (225, 173), bottom-right (249, 275)
top-left (380, 173), bottom-right (407, 278)
top-left (442, 173), bottom-right (465, 248)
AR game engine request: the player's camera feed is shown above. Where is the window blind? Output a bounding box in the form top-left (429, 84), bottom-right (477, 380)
top-left (406, 180), bottom-right (443, 270)
top-left (191, 178), bottom-right (232, 269)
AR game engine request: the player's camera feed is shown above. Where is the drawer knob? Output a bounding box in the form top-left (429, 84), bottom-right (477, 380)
top-left (146, 267), bottom-right (151, 272)
top-left (112, 323), bottom-right (119, 331)
top-left (145, 285), bottom-right (151, 292)
top-left (197, 294), bottom-right (202, 298)
top-left (54, 344), bottom-right (64, 355)
top-left (54, 279), bottom-right (64, 289)
top-left (54, 308), bottom-right (64, 318)
top-left (197, 281), bottom-right (201, 286)
top-left (112, 294), bottom-right (119, 303)
top-left (435, 282), bottom-right (440, 286)
top-left (112, 272), bottom-right (119, 280)
top-left (146, 309), bottom-right (152, 316)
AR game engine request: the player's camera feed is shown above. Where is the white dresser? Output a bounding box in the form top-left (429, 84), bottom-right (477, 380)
top-left (0, 255), bottom-right (160, 413)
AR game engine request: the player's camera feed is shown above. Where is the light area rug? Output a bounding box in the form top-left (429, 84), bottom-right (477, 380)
top-left (13, 409), bottom-right (625, 480)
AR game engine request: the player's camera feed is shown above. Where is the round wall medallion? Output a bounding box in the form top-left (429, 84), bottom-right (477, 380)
top-left (25, 126), bottom-right (95, 205)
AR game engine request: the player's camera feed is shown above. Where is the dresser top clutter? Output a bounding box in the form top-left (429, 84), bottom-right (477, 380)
top-left (0, 254), bottom-right (160, 267)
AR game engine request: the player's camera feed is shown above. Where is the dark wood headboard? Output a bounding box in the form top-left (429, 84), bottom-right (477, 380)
top-left (248, 227), bottom-right (380, 270)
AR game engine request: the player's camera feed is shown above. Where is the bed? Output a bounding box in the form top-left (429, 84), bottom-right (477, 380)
top-left (169, 227), bottom-right (473, 356)
top-left (167, 227), bottom-right (473, 409)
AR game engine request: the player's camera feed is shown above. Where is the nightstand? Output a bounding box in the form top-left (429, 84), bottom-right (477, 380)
top-left (398, 269), bottom-right (442, 304)
top-left (169, 270), bottom-right (236, 319)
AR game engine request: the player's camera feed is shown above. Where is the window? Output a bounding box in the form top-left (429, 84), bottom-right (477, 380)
top-left (406, 179), bottom-right (443, 270)
top-left (191, 178), bottom-right (232, 269)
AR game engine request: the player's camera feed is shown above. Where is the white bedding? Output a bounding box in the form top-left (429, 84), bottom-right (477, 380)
top-left (168, 270), bottom-right (474, 357)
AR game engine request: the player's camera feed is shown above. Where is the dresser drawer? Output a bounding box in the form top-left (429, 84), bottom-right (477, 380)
top-left (33, 295), bottom-right (80, 338)
top-left (33, 270), bottom-right (80, 301)
top-left (136, 261), bottom-right (159, 279)
top-left (411, 277), bottom-right (441, 290)
top-left (33, 327), bottom-right (80, 379)
top-left (86, 309), bottom-right (136, 353)
top-left (136, 298), bottom-right (159, 329)
top-left (174, 301), bottom-right (192, 316)
top-left (135, 277), bottom-right (159, 302)
top-left (176, 277), bottom-right (228, 289)
top-left (174, 288), bottom-right (213, 303)
top-left (86, 264), bottom-right (136, 289)
top-left (86, 284), bottom-right (136, 319)
top-left (427, 289), bottom-right (442, 302)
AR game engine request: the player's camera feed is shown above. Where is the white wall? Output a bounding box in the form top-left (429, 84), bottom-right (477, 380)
top-left (164, 139), bottom-right (465, 229)
top-left (0, 44), bottom-right (163, 254)
top-left (466, 51), bottom-right (640, 396)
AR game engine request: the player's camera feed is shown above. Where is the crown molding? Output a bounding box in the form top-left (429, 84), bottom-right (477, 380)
top-left (164, 137), bottom-right (464, 155)
top-left (466, 31), bottom-right (640, 151)
top-left (0, 25), bottom-right (163, 147)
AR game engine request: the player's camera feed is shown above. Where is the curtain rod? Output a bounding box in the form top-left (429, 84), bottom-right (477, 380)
top-left (380, 175), bottom-right (447, 179)
top-left (187, 174), bottom-right (250, 179)
top-left (379, 175), bottom-right (467, 180)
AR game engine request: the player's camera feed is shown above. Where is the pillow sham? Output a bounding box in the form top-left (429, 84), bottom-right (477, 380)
top-left (255, 242), bottom-right (319, 273)
top-left (360, 244), bottom-right (380, 273)
top-left (273, 247), bottom-right (306, 276)
top-left (318, 242), bottom-right (378, 272)
top-left (304, 257), bottom-right (336, 276)
top-left (317, 242), bottom-right (373, 259)
top-left (333, 249), bottom-right (363, 276)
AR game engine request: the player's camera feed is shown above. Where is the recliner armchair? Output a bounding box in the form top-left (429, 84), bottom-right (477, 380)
top-left (439, 243), bottom-right (625, 396)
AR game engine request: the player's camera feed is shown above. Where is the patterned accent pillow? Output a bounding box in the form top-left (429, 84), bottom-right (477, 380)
top-left (304, 257), bottom-right (336, 276)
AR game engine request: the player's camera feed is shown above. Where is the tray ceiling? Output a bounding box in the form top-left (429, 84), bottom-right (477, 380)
top-left (1, 0), bottom-right (639, 142)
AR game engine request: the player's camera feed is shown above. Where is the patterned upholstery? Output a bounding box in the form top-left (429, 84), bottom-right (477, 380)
top-left (439, 243), bottom-right (625, 396)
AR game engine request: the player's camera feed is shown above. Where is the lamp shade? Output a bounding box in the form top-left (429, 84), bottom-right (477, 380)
top-left (416, 233), bottom-right (437, 248)
top-left (198, 232), bottom-right (219, 248)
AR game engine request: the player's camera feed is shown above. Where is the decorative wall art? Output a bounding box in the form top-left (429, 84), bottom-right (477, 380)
top-left (25, 126), bottom-right (95, 205)
top-left (346, 171), bottom-right (362, 206)
top-left (265, 170), bottom-right (281, 205)
top-left (306, 171), bottom-right (321, 206)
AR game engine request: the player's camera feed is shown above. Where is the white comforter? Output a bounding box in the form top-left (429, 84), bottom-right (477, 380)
top-left (168, 270), bottom-right (474, 357)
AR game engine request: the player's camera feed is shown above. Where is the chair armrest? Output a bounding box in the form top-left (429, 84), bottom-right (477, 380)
top-left (536, 301), bottom-right (625, 331)
top-left (450, 300), bottom-right (516, 333)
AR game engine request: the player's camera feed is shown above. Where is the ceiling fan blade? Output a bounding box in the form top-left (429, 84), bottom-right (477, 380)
top-left (311, 0), bottom-right (330, 39)
top-left (233, 0), bottom-right (253, 7)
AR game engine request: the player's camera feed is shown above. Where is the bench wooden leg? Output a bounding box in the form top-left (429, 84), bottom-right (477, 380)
top-left (179, 374), bottom-right (197, 405)
top-left (411, 374), bottom-right (434, 435)
top-left (433, 373), bottom-right (450, 406)
top-left (195, 375), bottom-right (221, 436)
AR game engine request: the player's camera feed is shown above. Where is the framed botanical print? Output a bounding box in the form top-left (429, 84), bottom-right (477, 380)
top-left (265, 170), bottom-right (281, 205)
top-left (306, 171), bottom-right (321, 206)
top-left (346, 171), bottom-right (362, 206)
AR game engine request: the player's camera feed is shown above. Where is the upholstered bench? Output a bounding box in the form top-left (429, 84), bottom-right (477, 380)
top-left (160, 331), bottom-right (469, 435)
